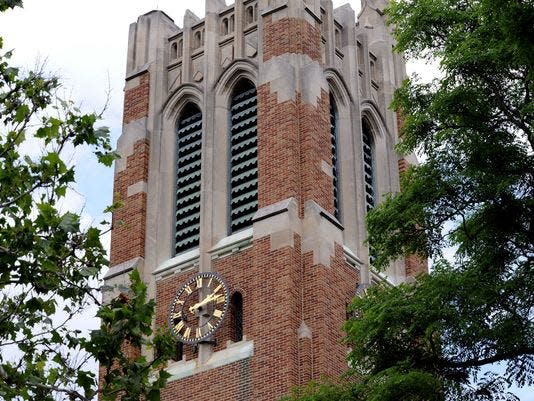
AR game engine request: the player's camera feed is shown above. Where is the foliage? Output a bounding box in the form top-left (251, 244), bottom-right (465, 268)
top-left (286, 0), bottom-right (533, 400)
top-left (0, 1), bottom-right (174, 400)
top-left (85, 270), bottom-right (175, 401)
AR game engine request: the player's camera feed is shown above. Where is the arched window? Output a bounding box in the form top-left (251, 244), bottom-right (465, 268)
top-left (245, 6), bottom-right (254, 24)
top-left (362, 118), bottom-right (376, 212)
top-left (231, 292), bottom-right (243, 342)
top-left (330, 94), bottom-right (341, 220)
top-left (194, 31), bottom-right (202, 49)
top-left (174, 341), bottom-right (184, 361)
top-left (171, 42), bottom-right (178, 60)
top-left (221, 18), bottom-right (229, 36)
top-left (175, 104), bottom-right (203, 255)
top-left (229, 80), bottom-right (258, 233)
top-left (178, 39), bottom-right (183, 58)
top-left (229, 15), bottom-right (235, 33)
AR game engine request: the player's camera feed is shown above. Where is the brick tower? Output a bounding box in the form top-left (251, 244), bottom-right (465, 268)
top-left (104, 0), bottom-right (420, 399)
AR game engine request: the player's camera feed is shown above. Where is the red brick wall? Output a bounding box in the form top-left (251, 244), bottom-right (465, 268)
top-left (398, 158), bottom-right (409, 174)
top-left (257, 84), bottom-right (301, 209)
top-left (123, 73), bottom-right (150, 124)
top-left (162, 359), bottom-right (252, 401)
top-left (299, 90), bottom-right (335, 216)
top-left (110, 139), bottom-right (150, 266)
top-left (144, 12), bottom-right (360, 401)
top-left (405, 254), bottom-right (428, 278)
top-left (395, 109), bottom-right (404, 136)
top-left (258, 16), bottom-right (334, 216)
top-left (302, 245), bottom-right (360, 382)
top-left (155, 236), bottom-right (359, 400)
top-left (110, 72), bottom-right (150, 266)
top-left (263, 16), bottom-right (321, 63)
top-left (256, 84), bottom-right (334, 218)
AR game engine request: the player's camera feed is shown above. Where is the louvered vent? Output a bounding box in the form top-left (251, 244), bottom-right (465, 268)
top-left (362, 119), bottom-right (376, 265)
top-left (230, 82), bottom-right (258, 233)
top-left (330, 94), bottom-right (341, 219)
top-left (362, 119), bottom-right (375, 212)
top-left (175, 105), bottom-right (202, 255)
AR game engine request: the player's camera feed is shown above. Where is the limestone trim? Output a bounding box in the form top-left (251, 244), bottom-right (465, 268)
top-left (153, 248), bottom-right (200, 279)
top-left (360, 99), bottom-right (391, 140)
top-left (261, 3), bottom-right (288, 19)
top-left (261, 2), bottom-right (320, 23)
top-left (302, 200), bottom-right (343, 267)
top-left (297, 321), bottom-right (312, 339)
top-left (127, 181), bottom-right (148, 197)
top-left (213, 59), bottom-right (259, 96)
top-left (210, 228), bottom-right (253, 260)
top-left (115, 118), bottom-right (149, 173)
top-left (259, 53), bottom-right (327, 106)
top-left (321, 159), bottom-right (333, 178)
top-left (343, 246), bottom-right (364, 271)
top-left (324, 68), bottom-right (354, 106)
top-left (252, 197), bottom-right (293, 223)
top-left (125, 63), bottom-right (150, 82)
top-left (163, 83), bottom-right (204, 120)
top-left (166, 339), bottom-right (254, 382)
top-left (252, 198), bottom-right (301, 251)
top-left (370, 269), bottom-right (393, 285)
top-left (104, 257), bottom-right (143, 280)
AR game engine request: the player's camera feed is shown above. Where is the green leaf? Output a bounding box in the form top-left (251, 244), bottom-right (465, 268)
top-left (58, 212), bottom-right (80, 233)
top-left (14, 104), bottom-right (30, 122)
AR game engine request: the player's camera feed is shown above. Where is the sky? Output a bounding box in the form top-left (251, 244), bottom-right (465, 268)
top-left (0, 1), bottom-right (531, 400)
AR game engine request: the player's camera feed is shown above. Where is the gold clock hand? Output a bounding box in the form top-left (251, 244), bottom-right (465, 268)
top-left (188, 292), bottom-right (216, 313)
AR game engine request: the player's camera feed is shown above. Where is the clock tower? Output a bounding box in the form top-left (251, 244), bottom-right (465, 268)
top-left (104, 0), bottom-right (425, 399)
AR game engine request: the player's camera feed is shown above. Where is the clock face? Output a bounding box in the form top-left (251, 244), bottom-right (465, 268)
top-left (168, 272), bottom-right (230, 345)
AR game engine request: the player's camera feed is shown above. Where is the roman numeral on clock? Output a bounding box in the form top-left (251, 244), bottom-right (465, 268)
top-left (174, 321), bottom-right (185, 333)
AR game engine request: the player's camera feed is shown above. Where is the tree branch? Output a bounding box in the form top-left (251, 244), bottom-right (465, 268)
top-left (0, 179), bottom-right (48, 209)
top-left (443, 348), bottom-right (534, 369)
top-left (25, 381), bottom-right (92, 401)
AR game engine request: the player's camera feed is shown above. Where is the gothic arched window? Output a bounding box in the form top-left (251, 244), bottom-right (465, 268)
top-left (175, 104), bottom-right (202, 255)
top-left (231, 292), bottom-right (243, 342)
top-left (221, 18), bottom-right (229, 36)
top-left (330, 94), bottom-right (341, 220)
top-left (229, 15), bottom-right (235, 33)
top-left (177, 39), bottom-right (183, 58)
top-left (362, 118), bottom-right (376, 212)
top-left (245, 6), bottom-right (254, 24)
top-left (193, 31), bottom-right (202, 49)
top-left (229, 80), bottom-right (258, 233)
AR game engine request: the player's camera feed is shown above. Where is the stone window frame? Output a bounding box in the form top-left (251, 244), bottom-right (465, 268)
top-left (155, 85), bottom-right (205, 267)
top-left (211, 61), bottom-right (259, 245)
top-left (360, 102), bottom-right (393, 214)
top-left (326, 72), bottom-right (353, 232)
top-left (227, 78), bottom-right (259, 235)
top-left (174, 102), bottom-right (203, 256)
top-left (221, 14), bottom-right (235, 36)
top-left (169, 38), bottom-right (183, 61)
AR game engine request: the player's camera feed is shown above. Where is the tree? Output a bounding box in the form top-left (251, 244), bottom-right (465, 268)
top-left (283, 0), bottom-right (533, 400)
top-left (0, 2), bottom-right (174, 400)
